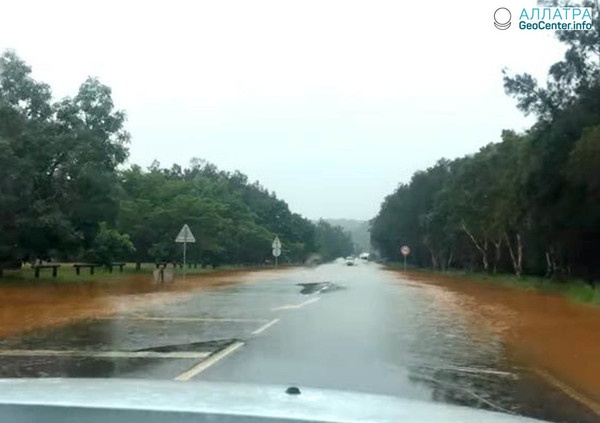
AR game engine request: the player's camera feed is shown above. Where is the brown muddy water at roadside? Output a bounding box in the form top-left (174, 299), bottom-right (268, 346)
top-left (397, 270), bottom-right (600, 413)
top-left (0, 269), bottom-right (283, 339)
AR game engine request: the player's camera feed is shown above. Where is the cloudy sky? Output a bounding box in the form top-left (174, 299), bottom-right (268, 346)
top-left (0, 0), bottom-right (566, 220)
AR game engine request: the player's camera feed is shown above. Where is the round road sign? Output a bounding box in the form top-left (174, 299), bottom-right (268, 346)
top-left (400, 245), bottom-right (411, 256)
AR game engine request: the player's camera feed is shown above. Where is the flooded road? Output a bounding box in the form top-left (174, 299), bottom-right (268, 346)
top-left (405, 271), bottom-right (600, 416)
top-left (0, 263), bottom-right (598, 423)
top-left (0, 270), bottom-right (259, 337)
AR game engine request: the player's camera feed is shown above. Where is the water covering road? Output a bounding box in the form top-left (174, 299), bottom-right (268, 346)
top-left (0, 262), bottom-right (598, 423)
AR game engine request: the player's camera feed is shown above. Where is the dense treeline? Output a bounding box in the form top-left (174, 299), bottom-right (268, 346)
top-left (0, 51), bottom-right (353, 269)
top-left (314, 220), bottom-right (354, 260)
top-left (326, 219), bottom-right (371, 253)
top-left (118, 161), bottom-right (353, 266)
top-left (371, 0), bottom-right (600, 280)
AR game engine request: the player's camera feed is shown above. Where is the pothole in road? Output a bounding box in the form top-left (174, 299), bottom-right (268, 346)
top-left (297, 282), bottom-right (344, 295)
top-left (136, 338), bottom-right (239, 353)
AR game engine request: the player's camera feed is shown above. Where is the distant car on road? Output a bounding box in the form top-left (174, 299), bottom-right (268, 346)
top-left (345, 256), bottom-right (355, 266)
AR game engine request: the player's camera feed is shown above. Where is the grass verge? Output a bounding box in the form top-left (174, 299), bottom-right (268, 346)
top-left (387, 264), bottom-right (600, 306)
top-left (0, 262), bottom-right (284, 285)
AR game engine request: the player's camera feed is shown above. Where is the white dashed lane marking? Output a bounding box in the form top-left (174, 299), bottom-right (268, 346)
top-left (251, 318), bottom-right (280, 335)
top-left (271, 297), bottom-right (321, 311)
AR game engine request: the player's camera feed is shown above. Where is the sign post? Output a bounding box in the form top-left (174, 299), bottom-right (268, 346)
top-left (175, 224), bottom-right (196, 275)
top-left (400, 245), bottom-right (411, 271)
top-left (272, 236), bottom-right (282, 266)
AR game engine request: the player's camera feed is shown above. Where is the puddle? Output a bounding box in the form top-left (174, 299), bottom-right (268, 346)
top-left (297, 282), bottom-right (344, 294)
top-left (139, 339), bottom-right (237, 353)
top-left (0, 355), bottom-right (199, 379)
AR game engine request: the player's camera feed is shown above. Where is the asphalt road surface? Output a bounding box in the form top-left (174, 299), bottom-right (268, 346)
top-left (0, 262), bottom-right (596, 423)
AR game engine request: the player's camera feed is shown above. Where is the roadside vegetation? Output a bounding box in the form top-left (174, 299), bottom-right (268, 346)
top-left (372, 0), bottom-right (600, 286)
top-left (326, 219), bottom-right (371, 253)
top-left (388, 264), bottom-right (600, 306)
top-left (0, 262), bottom-right (291, 285)
top-left (0, 52), bottom-right (354, 276)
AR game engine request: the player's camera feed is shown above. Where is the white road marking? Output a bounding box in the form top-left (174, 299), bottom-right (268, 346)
top-left (401, 368), bottom-right (515, 415)
top-left (271, 297), bottom-right (321, 311)
top-left (0, 349), bottom-right (211, 359)
top-left (534, 369), bottom-right (600, 417)
top-left (251, 318), bottom-right (280, 335)
top-left (446, 366), bottom-right (514, 377)
top-left (100, 316), bottom-right (268, 323)
top-left (174, 341), bottom-right (245, 381)
top-left (411, 364), bottom-right (516, 378)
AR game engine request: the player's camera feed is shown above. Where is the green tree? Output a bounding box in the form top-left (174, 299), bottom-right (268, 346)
top-left (90, 223), bottom-right (135, 265)
top-left (372, 1), bottom-right (600, 280)
top-left (0, 51), bottom-right (129, 267)
top-left (314, 220), bottom-right (354, 261)
top-left (567, 125), bottom-right (600, 201)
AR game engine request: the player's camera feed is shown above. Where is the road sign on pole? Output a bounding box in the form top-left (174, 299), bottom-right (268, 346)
top-left (400, 245), bottom-right (411, 272)
top-left (175, 224), bottom-right (196, 275)
top-left (272, 236), bottom-right (282, 266)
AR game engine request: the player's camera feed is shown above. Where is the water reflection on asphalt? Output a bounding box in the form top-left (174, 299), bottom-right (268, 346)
top-left (0, 263), bottom-right (598, 423)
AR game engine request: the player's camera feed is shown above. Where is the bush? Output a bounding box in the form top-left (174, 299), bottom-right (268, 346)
top-left (90, 222), bottom-right (135, 265)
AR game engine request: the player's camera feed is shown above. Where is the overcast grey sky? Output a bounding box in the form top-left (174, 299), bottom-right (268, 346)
top-left (0, 0), bottom-right (566, 220)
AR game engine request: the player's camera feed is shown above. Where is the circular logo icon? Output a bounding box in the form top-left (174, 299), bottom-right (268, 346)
top-left (494, 7), bottom-right (511, 30)
top-left (400, 245), bottom-right (411, 256)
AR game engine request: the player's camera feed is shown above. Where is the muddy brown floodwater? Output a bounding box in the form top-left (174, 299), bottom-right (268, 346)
top-left (2, 265), bottom-right (600, 420)
top-left (403, 271), bottom-right (600, 415)
top-left (0, 269), bottom-right (275, 339)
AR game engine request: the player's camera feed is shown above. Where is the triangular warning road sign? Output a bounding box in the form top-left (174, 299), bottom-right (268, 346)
top-left (175, 224), bottom-right (196, 243)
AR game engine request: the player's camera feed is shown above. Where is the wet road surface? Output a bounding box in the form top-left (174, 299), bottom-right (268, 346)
top-left (0, 263), bottom-right (598, 423)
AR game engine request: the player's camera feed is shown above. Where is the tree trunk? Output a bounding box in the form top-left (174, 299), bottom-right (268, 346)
top-left (504, 231), bottom-right (522, 278)
top-left (462, 223), bottom-right (488, 271)
top-left (483, 239), bottom-right (489, 271)
top-left (423, 237), bottom-right (437, 270)
top-left (516, 233), bottom-right (523, 278)
top-left (492, 239), bottom-right (502, 274)
top-left (545, 250), bottom-right (553, 278)
top-left (432, 253), bottom-right (438, 269)
top-left (447, 249), bottom-right (454, 269)
top-left (545, 247), bottom-right (559, 278)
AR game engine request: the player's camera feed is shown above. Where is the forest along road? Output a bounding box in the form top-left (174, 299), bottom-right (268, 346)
top-left (0, 263), bottom-right (598, 423)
